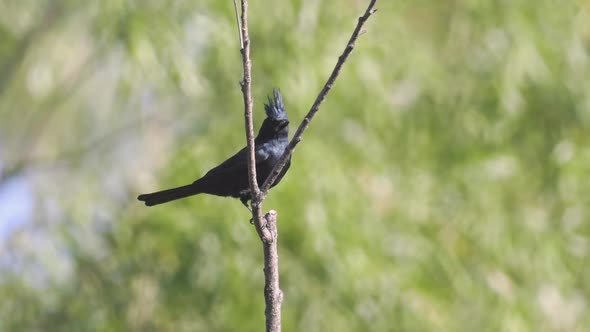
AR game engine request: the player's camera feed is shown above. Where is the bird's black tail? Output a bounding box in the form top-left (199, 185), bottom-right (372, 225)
top-left (137, 184), bottom-right (200, 206)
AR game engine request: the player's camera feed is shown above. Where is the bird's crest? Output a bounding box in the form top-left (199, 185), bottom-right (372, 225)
top-left (264, 89), bottom-right (288, 120)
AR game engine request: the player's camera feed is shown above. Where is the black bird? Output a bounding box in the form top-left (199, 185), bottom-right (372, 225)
top-left (137, 89), bottom-right (291, 208)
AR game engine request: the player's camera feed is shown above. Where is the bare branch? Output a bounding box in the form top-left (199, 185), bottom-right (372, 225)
top-left (260, 0), bottom-right (378, 194)
top-left (237, 0), bottom-right (265, 236)
top-left (236, 2), bottom-right (282, 331)
top-left (262, 210), bottom-right (283, 332)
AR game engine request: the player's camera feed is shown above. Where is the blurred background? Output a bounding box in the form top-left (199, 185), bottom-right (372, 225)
top-left (1, 0), bottom-right (589, 331)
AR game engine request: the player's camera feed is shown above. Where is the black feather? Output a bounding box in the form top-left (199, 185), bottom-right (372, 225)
top-left (264, 89), bottom-right (287, 121)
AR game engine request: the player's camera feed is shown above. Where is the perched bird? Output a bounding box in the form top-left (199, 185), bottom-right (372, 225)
top-left (138, 89), bottom-right (291, 208)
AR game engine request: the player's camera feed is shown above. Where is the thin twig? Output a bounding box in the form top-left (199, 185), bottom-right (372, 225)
top-left (238, 0), bottom-right (266, 240)
top-left (237, 2), bottom-right (282, 331)
top-left (236, 2), bottom-right (281, 332)
top-left (260, 0), bottom-right (378, 194)
top-left (232, 0), bottom-right (244, 49)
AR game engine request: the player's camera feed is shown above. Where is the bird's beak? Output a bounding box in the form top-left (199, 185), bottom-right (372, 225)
top-left (278, 120), bottom-right (289, 130)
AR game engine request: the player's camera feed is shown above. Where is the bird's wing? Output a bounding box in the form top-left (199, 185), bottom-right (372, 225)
top-left (200, 145), bottom-right (270, 178)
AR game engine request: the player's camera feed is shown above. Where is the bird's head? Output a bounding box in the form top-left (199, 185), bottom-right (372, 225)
top-left (258, 89), bottom-right (289, 138)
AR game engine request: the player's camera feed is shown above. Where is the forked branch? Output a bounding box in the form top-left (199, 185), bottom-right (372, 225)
top-left (234, 1), bottom-right (378, 332)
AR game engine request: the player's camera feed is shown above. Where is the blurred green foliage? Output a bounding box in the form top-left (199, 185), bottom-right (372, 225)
top-left (1, 0), bottom-right (590, 331)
